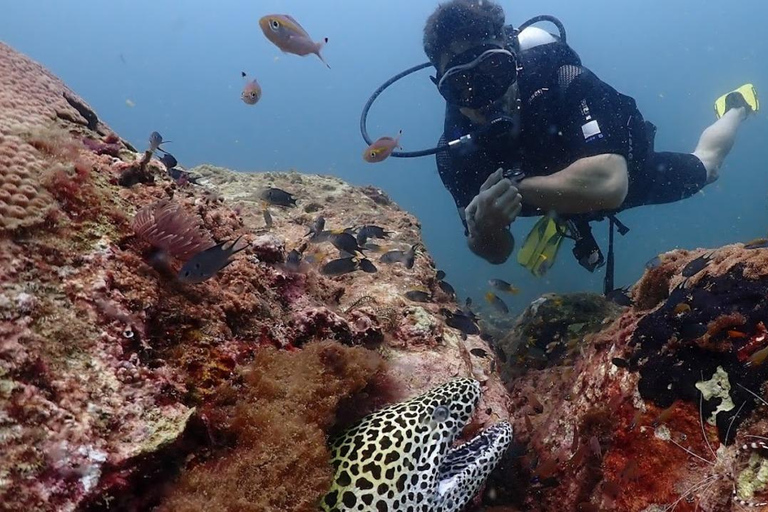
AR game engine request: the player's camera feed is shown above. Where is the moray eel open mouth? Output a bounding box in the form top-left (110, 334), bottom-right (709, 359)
top-left (322, 378), bottom-right (513, 512)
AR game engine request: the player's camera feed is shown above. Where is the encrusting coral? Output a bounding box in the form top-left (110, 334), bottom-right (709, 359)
top-left (497, 245), bottom-right (768, 511)
top-left (0, 41), bottom-right (512, 511)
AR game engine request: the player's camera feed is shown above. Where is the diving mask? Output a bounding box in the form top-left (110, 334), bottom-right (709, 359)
top-left (433, 44), bottom-right (518, 109)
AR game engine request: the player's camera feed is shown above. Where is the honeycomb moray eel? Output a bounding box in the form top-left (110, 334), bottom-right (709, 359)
top-left (322, 378), bottom-right (513, 512)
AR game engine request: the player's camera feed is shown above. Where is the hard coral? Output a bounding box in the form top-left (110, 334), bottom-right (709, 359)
top-left (158, 341), bottom-right (387, 512)
top-left (131, 199), bottom-right (215, 260)
top-left (0, 132), bottom-right (54, 232)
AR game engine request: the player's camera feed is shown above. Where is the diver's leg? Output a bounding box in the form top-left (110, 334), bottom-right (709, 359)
top-left (692, 107), bottom-right (748, 184)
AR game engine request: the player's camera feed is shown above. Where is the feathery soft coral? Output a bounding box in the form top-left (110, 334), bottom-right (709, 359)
top-left (132, 199), bottom-right (215, 260)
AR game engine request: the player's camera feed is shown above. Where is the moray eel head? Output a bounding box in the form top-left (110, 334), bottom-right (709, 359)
top-left (322, 377), bottom-right (512, 512)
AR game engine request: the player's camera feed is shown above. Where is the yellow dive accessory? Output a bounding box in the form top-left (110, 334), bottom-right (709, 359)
top-left (714, 83), bottom-right (759, 119)
top-left (517, 214), bottom-right (565, 277)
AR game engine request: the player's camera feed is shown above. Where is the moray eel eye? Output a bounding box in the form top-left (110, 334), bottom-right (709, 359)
top-left (432, 405), bottom-right (450, 423)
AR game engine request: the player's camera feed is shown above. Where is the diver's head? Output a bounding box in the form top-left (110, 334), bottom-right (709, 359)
top-left (423, 0), bottom-right (518, 118)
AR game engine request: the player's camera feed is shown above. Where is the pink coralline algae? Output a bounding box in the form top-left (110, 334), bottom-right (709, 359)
top-left (0, 43), bottom-right (512, 511)
top-left (497, 245), bottom-right (768, 511)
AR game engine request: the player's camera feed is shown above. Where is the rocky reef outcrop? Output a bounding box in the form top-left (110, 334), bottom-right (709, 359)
top-left (496, 247), bottom-right (768, 511)
top-left (0, 41), bottom-right (509, 511)
top-left (5, 38), bottom-right (768, 512)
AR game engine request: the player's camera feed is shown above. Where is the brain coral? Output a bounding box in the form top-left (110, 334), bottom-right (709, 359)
top-left (0, 131), bottom-right (53, 231)
top-left (0, 41), bottom-right (108, 232)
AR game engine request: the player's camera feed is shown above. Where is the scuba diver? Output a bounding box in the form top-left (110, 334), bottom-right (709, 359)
top-left (360, 0), bottom-right (759, 294)
top-left (421, 0), bottom-right (757, 287)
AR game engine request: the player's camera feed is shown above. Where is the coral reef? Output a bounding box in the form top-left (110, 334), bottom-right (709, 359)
top-left (0, 42), bottom-right (510, 511)
top-left (501, 245), bottom-right (768, 511)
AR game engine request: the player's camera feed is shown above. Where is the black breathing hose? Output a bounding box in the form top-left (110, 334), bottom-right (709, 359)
top-left (359, 62), bottom-right (448, 158)
top-left (359, 15), bottom-right (566, 159)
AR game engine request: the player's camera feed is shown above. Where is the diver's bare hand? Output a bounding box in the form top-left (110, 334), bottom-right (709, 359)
top-left (465, 168), bottom-right (522, 237)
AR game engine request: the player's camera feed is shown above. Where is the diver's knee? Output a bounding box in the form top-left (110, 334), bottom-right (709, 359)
top-left (692, 151), bottom-right (719, 184)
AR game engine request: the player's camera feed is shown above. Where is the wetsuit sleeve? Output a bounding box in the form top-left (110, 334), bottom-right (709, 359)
top-left (556, 65), bottom-right (634, 161)
top-left (436, 134), bottom-right (473, 236)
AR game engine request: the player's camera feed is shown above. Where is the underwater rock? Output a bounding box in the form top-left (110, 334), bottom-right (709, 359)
top-left (503, 244), bottom-right (768, 511)
top-left (0, 43), bottom-right (510, 511)
top-left (493, 292), bottom-right (623, 384)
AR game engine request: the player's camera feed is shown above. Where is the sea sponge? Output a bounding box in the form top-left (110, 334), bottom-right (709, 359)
top-left (159, 340), bottom-right (386, 512)
top-left (0, 132), bottom-right (54, 231)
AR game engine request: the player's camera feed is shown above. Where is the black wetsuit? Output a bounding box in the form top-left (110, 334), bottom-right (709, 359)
top-left (436, 42), bottom-right (708, 234)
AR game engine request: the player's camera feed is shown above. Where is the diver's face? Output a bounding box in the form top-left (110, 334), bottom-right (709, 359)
top-left (438, 38), bottom-right (518, 124)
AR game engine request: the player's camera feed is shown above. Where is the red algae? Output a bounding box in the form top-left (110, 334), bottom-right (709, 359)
top-left (157, 341), bottom-right (387, 512)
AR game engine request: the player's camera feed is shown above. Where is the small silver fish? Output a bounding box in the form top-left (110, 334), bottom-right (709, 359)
top-left (438, 280), bottom-right (455, 297)
top-left (443, 309), bottom-right (480, 336)
top-left (285, 249), bottom-right (303, 272)
top-left (356, 225), bottom-right (390, 245)
top-left (331, 232), bottom-right (365, 257)
top-left (488, 278), bottom-right (520, 294)
top-left (148, 131), bottom-right (170, 153)
top-left (241, 72), bottom-right (262, 105)
top-left (308, 216), bottom-right (326, 238)
top-left (645, 255), bottom-right (663, 270)
top-left (321, 257), bottom-right (359, 276)
top-left (744, 238), bottom-right (768, 250)
top-left (178, 236), bottom-right (248, 284)
top-left (380, 244), bottom-right (418, 269)
top-left (159, 152), bottom-right (178, 169)
top-left (260, 187), bottom-right (297, 207)
top-left (405, 290), bottom-right (431, 303)
top-left (363, 131), bottom-right (402, 163)
top-left (681, 252), bottom-right (714, 278)
top-left (259, 14), bottom-right (330, 68)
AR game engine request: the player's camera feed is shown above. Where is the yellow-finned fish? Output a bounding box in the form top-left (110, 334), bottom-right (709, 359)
top-left (485, 292), bottom-right (509, 315)
top-left (363, 131), bottom-right (402, 163)
top-left (259, 14), bottom-right (330, 68)
top-left (241, 72), bottom-right (262, 105)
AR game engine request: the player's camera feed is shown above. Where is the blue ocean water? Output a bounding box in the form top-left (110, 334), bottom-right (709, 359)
top-left (3, 0), bottom-right (766, 317)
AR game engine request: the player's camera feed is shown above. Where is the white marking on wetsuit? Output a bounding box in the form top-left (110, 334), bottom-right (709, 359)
top-left (582, 119), bottom-right (602, 141)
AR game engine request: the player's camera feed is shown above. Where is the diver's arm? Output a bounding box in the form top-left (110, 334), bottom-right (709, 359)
top-left (518, 154), bottom-right (628, 214)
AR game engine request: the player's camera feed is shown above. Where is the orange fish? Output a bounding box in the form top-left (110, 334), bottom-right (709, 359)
top-left (241, 72), bottom-right (262, 105)
top-left (259, 15), bottom-right (330, 68)
top-left (363, 131), bottom-right (402, 163)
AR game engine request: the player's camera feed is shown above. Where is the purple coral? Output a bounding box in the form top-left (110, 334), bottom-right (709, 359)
top-left (131, 199), bottom-right (215, 260)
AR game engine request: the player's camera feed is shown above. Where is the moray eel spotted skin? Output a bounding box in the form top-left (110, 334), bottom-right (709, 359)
top-left (322, 378), bottom-right (513, 512)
